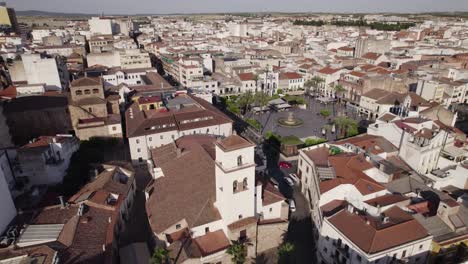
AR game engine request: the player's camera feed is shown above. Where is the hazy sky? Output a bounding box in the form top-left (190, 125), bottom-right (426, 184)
top-left (9, 0), bottom-right (468, 14)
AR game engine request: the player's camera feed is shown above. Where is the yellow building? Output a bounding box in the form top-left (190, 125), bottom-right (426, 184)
top-left (429, 238), bottom-right (468, 263)
top-left (133, 95), bottom-right (164, 111)
top-left (0, 7), bottom-right (11, 26)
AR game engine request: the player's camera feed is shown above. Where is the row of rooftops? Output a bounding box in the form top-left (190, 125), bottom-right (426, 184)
top-left (0, 162), bottom-right (135, 264)
top-left (144, 134), bottom-right (284, 258)
top-left (301, 127), bottom-right (467, 255)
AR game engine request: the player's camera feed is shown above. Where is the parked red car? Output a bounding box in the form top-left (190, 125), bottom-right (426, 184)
top-left (278, 161), bottom-right (292, 169)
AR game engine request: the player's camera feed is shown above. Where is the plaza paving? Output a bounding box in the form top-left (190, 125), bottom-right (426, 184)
top-left (249, 98), bottom-right (363, 141)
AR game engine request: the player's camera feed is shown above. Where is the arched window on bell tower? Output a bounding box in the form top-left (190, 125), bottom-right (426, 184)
top-left (237, 155), bottom-right (243, 166)
top-left (233, 180), bottom-right (238, 193)
top-left (242, 177), bottom-right (248, 190)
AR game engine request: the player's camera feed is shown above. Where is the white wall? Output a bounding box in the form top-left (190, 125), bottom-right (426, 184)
top-left (21, 54), bottom-right (65, 91)
top-left (89, 17), bottom-right (113, 35)
top-left (129, 123), bottom-right (232, 164)
top-left (318, 218), bottom-right (432, 264)
top-left (215, 144), bottom-right (256, 225)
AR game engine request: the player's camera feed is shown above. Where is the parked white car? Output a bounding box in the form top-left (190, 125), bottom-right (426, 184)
top-left (288, 173), bottom-right (300, 183)
top-left (284, 176), bottom-right (294, 186)
top-left (288, 198), bottom-right (296, 212)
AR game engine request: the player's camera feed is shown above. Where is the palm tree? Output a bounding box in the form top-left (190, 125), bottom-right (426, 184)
top-left (278, 242), bottom-right (295, 264)
top-left (309, 76), bottom-right (324, 97)
top-left (150, 247), bottom-right (170, 264)
top-left (237, 90), bottom-right (255, 115)
top-left (333, 116), bottom-right (358, 139)
top-left (226, 240), bottom-right (247, 264)
top-left (334, 84), bottom-right (346, 104)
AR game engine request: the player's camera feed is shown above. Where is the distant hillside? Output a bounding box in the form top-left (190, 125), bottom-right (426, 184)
top-left (16, 10), bottom-right (96, 17)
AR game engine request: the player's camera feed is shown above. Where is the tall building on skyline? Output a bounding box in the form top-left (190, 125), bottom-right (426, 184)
top-left (0, 2), bottom-right (18, 34)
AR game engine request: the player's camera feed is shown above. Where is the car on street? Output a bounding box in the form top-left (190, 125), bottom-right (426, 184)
top-left (284, 176), bottom-right (294, 186)
top-left (288, 173), bottom-right (300, 183)
top-left (270, 177), bottom-right (279, 186)
top-left (279, 161), bottom-right (292, 169)
top-left (288, 198), bottom-right (296, 212)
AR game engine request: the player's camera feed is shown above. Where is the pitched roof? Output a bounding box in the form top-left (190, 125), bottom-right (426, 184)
top-left (126, 94), bottom-right (232, 138)
top-left (262, 181), bottom-right (285, 206)
top-left (193, 230), bottom-right (231, 257)
top-left (238, 72), bottom-right (256, 81)
top-left (303, 146), bottom-right (330, 167)
top-left (328, 206), bottom-right (430, 254)
top-left (362, 52), bottom-right (382, 61)
top-left (317, 66), bottom-right (340, 75)
top-left (71, 77), bottom-right (102, 87)
top-left (146, 135), bottom-right (222, 233)
top-left (364, 194), bottom-right (409, 207)
top-left (279, 72), bottom-right (303, 80)
top-left (362, 88), bottom-right (391, 100)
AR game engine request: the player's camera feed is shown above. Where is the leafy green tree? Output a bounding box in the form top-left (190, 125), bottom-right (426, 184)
top-left (254, 91), bottom-right (270, 109)
top-left (304, 138), bottom-right (327, 147)
top-left (226, 240), bottom-right (247, 264)
top-left (150, 247), bottom-right (170, 264)
top-left (278, 242), bottom-right (295, 264)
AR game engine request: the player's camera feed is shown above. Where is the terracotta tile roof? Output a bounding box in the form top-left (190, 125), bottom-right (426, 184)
top-left (338, 46), bottom-right (354, 51)
top-left (349, 71), bottom-right (366, 78)
top-left (303, 146), bottom-right (330, 167)
top-left (335, 134), bottom-right (397, 155)
top-left (328, 206), bottom-right (430, 254)
top-left (238, 72), bottom-right (256, 81)
top-left (25, 202), bottom-right (116, 264)
top-left (146, 135), bottom-right (222, 233)
top-left (279, 72), bottom-right (303, 80)
top-left (216, 135), bottom-right (254, 152)
top-left (362, 88), bottom-right (390, 100)
top-left (71, 77), bottom-right (102, 87)
top-left (193, 230), bottom-right (230, 257)
top-left (0, 85), bottom-right (17, 98)
top-left (362, 52), bottom-right (381, 61)
top-left (68, 165), bottom-right (134, 206)
top-left (320, 199), bottom-right (347, 217)
top-left (317, 66), bottom-right (340, 75)
top-left (364, 194), bottom-right (409, 207)
top-left (319, 153), bottom-right (385, 196)
top-left (262, 182), bottom-right (285, 206)
top-left (378, 113), bottom-right (398, 123)
top-left (228, 216), bottom-right (258, 230)
top-left (20, 136), bottom-right (69, 149)
top-left (126, 95), bottom-right (232, 138)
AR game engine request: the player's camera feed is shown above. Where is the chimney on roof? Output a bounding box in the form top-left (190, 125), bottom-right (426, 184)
top-left (177, 148), bottom-right (184, 157)
top-left (58, 196), bottom-right (66, 208)
top-left (381, 213), bottom-right (390, 224)
top-left (347, 204), bottom-right (354, 213)
top-left (366, 219), bottom-right (370, 225)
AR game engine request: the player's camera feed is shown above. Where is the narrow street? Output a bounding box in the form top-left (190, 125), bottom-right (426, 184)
top-left (258, 141), bottom-right (316, 263)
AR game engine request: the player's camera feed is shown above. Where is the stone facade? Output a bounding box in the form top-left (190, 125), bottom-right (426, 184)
top-left (68, 77), bottom-right (122, 140)
top-left (256, 221), bottom-right (289, 253)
